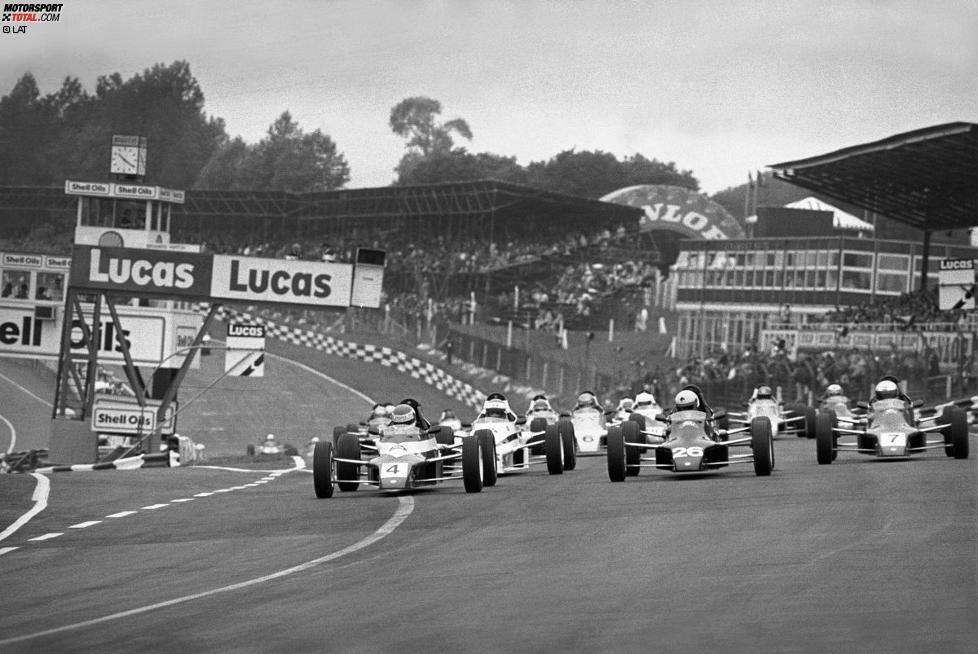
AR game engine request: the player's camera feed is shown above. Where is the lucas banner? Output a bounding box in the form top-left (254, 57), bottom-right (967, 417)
top-left (69, 245), bottom-right (214, 298)
top-left (210, 255), bottom-right (354, 307)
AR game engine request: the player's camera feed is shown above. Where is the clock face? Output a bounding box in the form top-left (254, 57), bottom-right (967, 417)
top-left (111, 146), bottom-right (139, 174)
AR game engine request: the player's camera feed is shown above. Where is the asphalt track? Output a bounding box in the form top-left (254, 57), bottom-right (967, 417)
top-left (1, 349), bottom-right (976, 652)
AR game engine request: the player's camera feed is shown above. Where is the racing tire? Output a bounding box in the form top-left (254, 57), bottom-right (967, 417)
top-left (715, 409), bottom-right (729, 432)
top-left (628, 414), bottom-right (647, 442)
top-left (475, 430), bottom-right (498, 486)
top-left (804, 406), bottom-right (817, 438)
top-left (558, 418), bottom-right (575, 455)
top-left (545, 424), bottom-right (564, 475)
top-left (461, 435), bottom-right (484, 493)
top-left (622, 420), bottom-right (641, 476)
top-left (312, 441), bottom-right (335, 498)
top-left (606, 425), bottom-right (626, 482)
top-left (815, 412), bottom-right (835, 465)
top-left (561, 422), bottom-right (577, 471)
top-left (431, 425), bottom-right (456, 447)
top-left (332, 425), bottom-right (347, 446)
top-left (335, 433), bottom-right (362, 492)
top-left (246, 444), bottom-right (255, 457)
top-left (529, 417), bottom-right (548, 454)
top-left (751, 417), bottom-right (773, 476)
top-left (346, 423), bottom-right (360, 434)
top-left (942, 406), bottom-right (969, 459)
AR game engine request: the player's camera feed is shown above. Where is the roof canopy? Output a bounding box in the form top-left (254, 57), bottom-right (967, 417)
top-left (768, 122), bottom-right (978, 232)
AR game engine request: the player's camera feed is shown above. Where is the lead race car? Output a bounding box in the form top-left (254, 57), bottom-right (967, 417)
top-left (313, 403), bottom-right (493, 497)
top-left (728, 386), bottom-right (809, 438)
top-left (815, 377), bottom-right (969, 464)
top-left (607, 385), bottom-right (774, 480)
top-left (455, 393), bottom-right (575, 476)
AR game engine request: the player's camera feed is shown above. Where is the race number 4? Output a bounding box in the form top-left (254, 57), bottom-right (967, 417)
top-left (385, 464), bottom-right (400, 474)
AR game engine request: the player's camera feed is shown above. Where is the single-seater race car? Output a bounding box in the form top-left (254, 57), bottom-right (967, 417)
top-left (246, 433), bottom-right (298, 458)
top-left (815, 377), bottom-right (969, 464)
top-left (457, 393), bottom-right (575, 475)
top-left (524, 394), bottom-right (574, 455)
top-left (628, 391), bottom-right (669, 440)
top-left (607, 385), bottom-right (774, 480)
top-left (313, 403), bottom-right (494, 497)
top-left (568, 390), bottom-right (616, 454)
top-left (815, 384), bottom-right (862, 423)
top-left (728, 385), bottom-right (808, 438)
top-left (437, 408), bottom-right (463, 431)
top-left (331, 403), bottom-right (392, 446)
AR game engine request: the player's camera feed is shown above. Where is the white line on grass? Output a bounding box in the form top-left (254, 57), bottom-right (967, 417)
top-left (1, 412), bottom-right (15, 454)
top-left (0, 473), bottom-right (50, 543)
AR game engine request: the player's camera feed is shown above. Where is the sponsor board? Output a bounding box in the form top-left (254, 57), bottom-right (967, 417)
top-left (226, 322), bottom-right (266, 376)
top-left (210, 255), bottom-right (353, 307)
top-left (938, 258), bottom-right (976, 310)
top-left (91, 396), bottom-right (177, 436)
top-left (70, 245), bottom-right (214, 298)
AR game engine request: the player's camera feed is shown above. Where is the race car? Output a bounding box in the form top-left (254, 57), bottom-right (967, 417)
top-left (728, 386), bottom-right (807, 438)
top-left (607, 385), bottom-right (774, 479)
top-left (814, 377), bottom-right (970, 464)
top-left (246, 433), bottom-right (298, 458)
top-left (458, 393), bottom-right (574, 475)
top-left (815, 384), bottom-right (861, 423)
top-left (331, 403), bottom-right (392, 446)
top-left (313, 403), bottom-right (494, 497)
top-left (627, 391), bottom-right (669, 441)
top-left (569, 390), bottom-right (613, 454)
top-left (524, 394), bottom-right (574, 454)
top-left (437, 408), bottom-right (463, 431)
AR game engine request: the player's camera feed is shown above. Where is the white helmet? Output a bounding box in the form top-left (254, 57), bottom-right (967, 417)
top-left (874, 379), bottom-right (900, 400)
top-left (265, 433), bottom-right (276, 441)
top-left (826, 384), bottom-right (843, 397)
top-left (674, 390), bottom-right (700, 411)
top-left (390, 404), bottom-right (417, 425)
top-left (635, 391), bottom-right (655, 407)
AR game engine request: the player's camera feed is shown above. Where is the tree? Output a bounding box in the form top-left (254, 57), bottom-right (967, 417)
top-left (395, 149), bottom-right (527, 186)
top-left (199, 111), bottom-right (350, 192)
top-left (389, 96), bottom-right (472, 157)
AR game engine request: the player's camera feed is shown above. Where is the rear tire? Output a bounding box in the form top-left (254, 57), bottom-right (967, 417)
top-left (607, 425), bottom-right (626, 482)
top-left (751, 417), bottom-right (773, 476)
top-left (545, 424), bottom-right (563, 474)
top-left (332, 425), bottom-right (347, 446)
top-left (815, 412), bottom-right (834, 465)
top-left (475, 430), bottom-right (498, 486)
top-left (431, 425), bottom-right (456, 446)
top-left (804, 406), bottom-right (817, 439)
top-left (622, 420), bottom-right (641, 476)
top-left (246, 444), bottom-right (255, 457)
top-left (462, 435), bottom-right (484, 493)
top-left (312, 441), bottom-right (334, 498)
top-left (335, 433), bottom-right (362, 492)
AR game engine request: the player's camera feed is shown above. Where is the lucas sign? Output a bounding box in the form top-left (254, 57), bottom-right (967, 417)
top-left (210, 255), bottom-right (354, 307)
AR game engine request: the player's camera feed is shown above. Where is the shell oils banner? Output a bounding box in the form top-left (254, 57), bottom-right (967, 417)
top-left (210, 255), bottom-right (354, 307)
top-left (69, 245), bottom-right (214, 298)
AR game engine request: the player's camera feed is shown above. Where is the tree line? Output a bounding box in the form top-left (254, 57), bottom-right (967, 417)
top-left (0, 60), bottom-right (699, 198)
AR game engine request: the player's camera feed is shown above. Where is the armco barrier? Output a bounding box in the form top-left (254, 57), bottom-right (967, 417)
top-left (217, 308), bottom-right (489, 411)
top-left (35, 452), bottom-right (170, 473)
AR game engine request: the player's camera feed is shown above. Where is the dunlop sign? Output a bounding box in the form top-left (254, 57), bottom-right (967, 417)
top-left (69, 246), bottom-right (357, 308)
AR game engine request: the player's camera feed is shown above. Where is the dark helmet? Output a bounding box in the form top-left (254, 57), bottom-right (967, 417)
top-left (674, 389), bottom-right (700, 411)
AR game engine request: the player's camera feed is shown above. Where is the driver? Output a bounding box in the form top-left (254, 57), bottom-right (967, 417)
top-left (872, 378), bottom-right (903, 403)
top-left (617, 397), bottom-right (635, 413)
top-left (751, 385), bottom-right (774, 401)
top-left (400, 398), bottom-right (431, 430)
top-left (481, 394), bottom-right (517, 421)
top-left (528, 394), bottom-right (552, 413)
top-left (575, 391), bottom-right (600, 410)
top-left (439, 409), bottom-right (458, 423)
top-left (825, 384), bottom-right (844, 397)
top-left (385, 403), bottom-right (422, 440)
top-left (634, 391), bottom-right (657, 409)
top-left (674, 389), bottom-right (701, 412)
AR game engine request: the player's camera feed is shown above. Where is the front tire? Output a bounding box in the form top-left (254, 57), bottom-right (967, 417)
top-left (561, 423), bottom-right (577, 471)
top-left (312, 441), bottom-right (335, 498)
top-left (942, 406), bottom-right (969, 459)
top-left (622, 420), bottom-right (641, 476)
top-left (462, 435), bottom-right (484, 493)
top-left (475, 429), bottom-right (498, 486)
top-left (607, 425), bottom-right (626, 482)
top-left (335, 433), bottom-right (362, 492)
top-left (545, 424), bottom-right (564, 474)
top-left (815, 412), bottom-right (834, 465)
top-left (751, 417), bottom-right (773, 476)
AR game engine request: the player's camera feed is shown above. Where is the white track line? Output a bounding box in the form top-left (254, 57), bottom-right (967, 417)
top-left (0, 473), bottom-right (50, 543)
top-left (0, 371), bottom-right (53, 407)
top-left (1, 412), bottom-right (15, 454)
top-left (0, 495), bottom-right (414, 646)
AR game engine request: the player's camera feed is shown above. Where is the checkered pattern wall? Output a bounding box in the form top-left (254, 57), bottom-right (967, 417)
top-left (217, 308), bottom-right (488, 411)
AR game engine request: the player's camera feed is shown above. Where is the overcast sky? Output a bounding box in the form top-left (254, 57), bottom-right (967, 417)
top-left (2, 0), bottom-right (976, 193)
